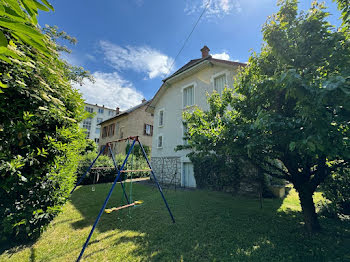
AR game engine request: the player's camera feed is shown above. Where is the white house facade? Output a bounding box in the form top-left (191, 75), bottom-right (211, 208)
top-left (80, 103), bottom-right (116, 144)
top-left (147, 46), bottom-right (245, 188)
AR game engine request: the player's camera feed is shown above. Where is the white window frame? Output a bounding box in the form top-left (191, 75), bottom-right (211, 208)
top-left (158, 108), bottom-right (165, 127)
top-left (145, 124), bottom-right (152, 136)
top-left (85, 106), bottom-right (93, 113)
top-left (98, 108), bottom-right (104, 114)
top-left (211, 70), bottom-right (229, 94)
top-left (181, 82), bottom-right (196, 108)
top-left (157, 134), bottom-right (163, 148)
top-left (83, 118), bottom-right (92, 130)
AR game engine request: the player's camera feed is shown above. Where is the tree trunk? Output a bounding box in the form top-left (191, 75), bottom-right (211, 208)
top-left (298, 187), bottom-right (321, 233)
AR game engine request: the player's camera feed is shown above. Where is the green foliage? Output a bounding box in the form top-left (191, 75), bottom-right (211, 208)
top-left (1, 183), bottom-right (349, 261)
top-left (84, 139), bottom-right (97, 154)
top-left (76, 149), bottom-right (150, 186)
top-left (181, 0), bottom-right (350, 232)
top-left (335, 0), bottom-right (350, 29)
top-left (76, 152), bottom-right (127, 185)
top-left (76, 151), bottom-right (114, 175)
top-left (124, 143), bottom-right (151, 178)
top-left (0, 24), bottom-right (91, 241)
top-left (125, 144), bottom-right (150, 158)
top-left (321, 168), bottom-right (350, 215)
top-left (0, 0), bottom-right (54, 63)
top-left (189, 153), bottom-right (242, 191)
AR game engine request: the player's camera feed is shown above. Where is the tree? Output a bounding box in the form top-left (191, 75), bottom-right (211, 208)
top-left (335, 0), bottom-right (350, 28)
top-left (181, 0), bottom-right (350, 233)
top-left (0, 23), bottom-right (91, 241)
top-left (0, 0), bottom-right (54, 57)
top-left (0, 0), bottom-right (55, 92)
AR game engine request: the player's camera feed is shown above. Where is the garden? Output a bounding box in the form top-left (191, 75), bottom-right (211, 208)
top-left (1, 182), bottom-right (349, 261)
top-left (1, 0), bottom-right (350, 261)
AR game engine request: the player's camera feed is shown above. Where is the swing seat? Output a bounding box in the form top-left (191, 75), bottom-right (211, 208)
top-left (104, 200), bottom-right (144, 214)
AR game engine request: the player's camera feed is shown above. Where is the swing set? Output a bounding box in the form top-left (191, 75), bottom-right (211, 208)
top-left (70, 136), bottom-right (175, 262)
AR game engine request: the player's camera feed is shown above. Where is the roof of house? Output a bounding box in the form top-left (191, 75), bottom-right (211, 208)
top-left (84, 102), bottom-right (116, 111)
top-left (99, 100), bottom-right (151, 125)
top-left (147, 54), bottom-right (246, 112)
top-left (162, 56), bottom-right (246, 83)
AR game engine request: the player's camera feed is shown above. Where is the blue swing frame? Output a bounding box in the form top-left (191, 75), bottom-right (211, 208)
top-left (71, 136), bottom-right (175, 262)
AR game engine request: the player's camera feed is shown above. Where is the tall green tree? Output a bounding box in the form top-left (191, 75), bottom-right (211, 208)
top-left (182, 0), bottom-right (350, 233)
top-left (335, 0), bottom-right (350, 28)
top-left (0, 0), bottom-right (53, 56)
top-left (0, 0), bottom-right (54, 91)
top-left (0, 23), bottom-right (91, 241)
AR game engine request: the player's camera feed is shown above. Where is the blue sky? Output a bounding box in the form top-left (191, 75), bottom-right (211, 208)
top-left (38, 0), bottom-right (342, 110)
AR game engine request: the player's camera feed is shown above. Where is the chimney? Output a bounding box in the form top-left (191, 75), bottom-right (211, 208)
top-left (116, 107), bottom-right (120, 114)
top-left (142, 98), bottom-right (146, 103)
top-left (201, 45), bottom-right (210, 58)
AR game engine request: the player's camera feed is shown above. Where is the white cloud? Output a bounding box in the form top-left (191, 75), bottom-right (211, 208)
top-left (100, 41), bottom-right (174, 79)
top-left (185, 0), bottom-right (242, 18)
top-left (75, 72), bottom-right (144, 110)
top-left (212, 52), bottom-right (230, 60)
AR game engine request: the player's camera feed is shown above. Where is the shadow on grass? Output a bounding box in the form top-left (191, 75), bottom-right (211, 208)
top-left (69, 182), bottom-right (350, 261)
top-left (30, 247), bottom-right (35, 262)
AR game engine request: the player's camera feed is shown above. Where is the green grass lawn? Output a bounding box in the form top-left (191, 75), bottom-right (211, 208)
top-left (1, 182), bottom-right (350, 262)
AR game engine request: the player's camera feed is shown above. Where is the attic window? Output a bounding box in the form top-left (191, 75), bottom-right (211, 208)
top-left (159, 110), bottom-right (164, 127)
top-left (214, 74), bottom-right (226, 94)
top-left (183, 85), bottom-right (194, 107)
top-left (157, 135), bottom-right (163, 148)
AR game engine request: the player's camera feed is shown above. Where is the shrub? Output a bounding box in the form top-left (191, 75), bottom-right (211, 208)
top-left (189, 153), bottom-right (243, 192)
top-left (125, 144), bottom-right (150, 158)
top-left (77, 152), bottom-right (126, 185)
top-left (321, 168), bottom-right (350, 215)
top-left (0, 26), bottom-right (90, 242)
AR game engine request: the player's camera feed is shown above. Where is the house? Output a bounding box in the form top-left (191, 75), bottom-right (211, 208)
top-left (146, 46), bottom-right (245, 188)
top-left (98, 99), bottom-right (154, 156)
top-left (81, 103), bottom-right (116, 144)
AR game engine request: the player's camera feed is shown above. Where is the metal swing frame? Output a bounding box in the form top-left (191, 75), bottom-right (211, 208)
top-left (71, 136), bottom-right (175, 262)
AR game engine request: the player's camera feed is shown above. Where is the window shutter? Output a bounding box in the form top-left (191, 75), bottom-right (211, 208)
top-left (144, 124), bottom-right (146, 135)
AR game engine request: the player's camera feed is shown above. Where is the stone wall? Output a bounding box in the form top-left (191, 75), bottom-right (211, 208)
top-left (151, 157), bottom-right (181, 185)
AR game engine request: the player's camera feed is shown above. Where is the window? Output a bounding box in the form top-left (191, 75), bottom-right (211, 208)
top-left (102, 126), bottom-right (107, 138)
top-left (107, 124), bottom-right (115, 137)
top-left (85, 106), bottom-right (93, 113)
top-left (214, 74), bottom-right (226, 94)
top-left (83, 118), bottom-right (92, 130)
top-left (183, 85), bottom-right (194, 107)
top-left (97, 118), bottom-right (103, 124)
top-left (159, 110), bottom-right (164, 127)
top-left (94, 138), bottom-right (99, 143)
top-left (95, 127), bottom-right (100, 134)
top-left (157, 135), bottom-right (163, 148)
top-left (98, 108), bottom-right (104, 114)
top-left (144, 124), bottom-right (153, 136)
top-left (115, 122), bottom-right (119, 137)
top-left (108, 110), bottom-right (114, 116)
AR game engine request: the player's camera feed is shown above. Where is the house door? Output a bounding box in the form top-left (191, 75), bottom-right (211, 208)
top-left (182, 162), bottom-right (196, 188)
